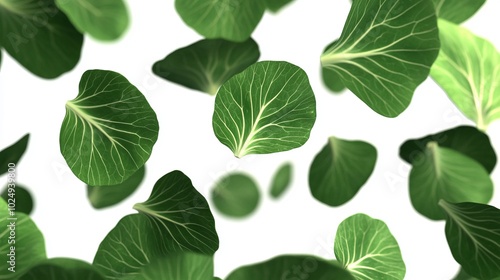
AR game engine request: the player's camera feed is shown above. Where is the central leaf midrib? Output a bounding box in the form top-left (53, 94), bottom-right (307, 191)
top-left (66, 101), bottom-right (116, 144)
top-left (76, 0), bottom-right (102, 17)
top-left (133, 203), bottom-right (189, 229)
top-left (0, 0), bottom-right (28, 16)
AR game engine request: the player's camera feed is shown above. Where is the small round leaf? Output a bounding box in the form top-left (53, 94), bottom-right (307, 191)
top-left (211, 173), bottom-right (260, 218)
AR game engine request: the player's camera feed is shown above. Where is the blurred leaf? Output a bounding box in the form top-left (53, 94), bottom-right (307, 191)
top-left (153, 38), bottom-right (259, 95)
top-left (431, 20), bottom-right (500, 129)
top-left (211, 173), bottom-right (260, 218)
top-left (270, 162), bottom-right (292, 199)
top-left (0, 0), bottom-right (82, 78)
top-left (1, 184), bottom-right (34, 215)
top-left (56, 0), bottom-right (129, 41)
top-left (432, 0), bottom-right (486, 23)
top-left (0, 134), bottom-right (29, 176)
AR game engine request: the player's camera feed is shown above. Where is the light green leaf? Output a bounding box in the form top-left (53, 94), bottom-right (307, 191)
top-left (87, 165), bottom-right (145, 209)
top-left (1, 184), bottom-right (34, 215)
top-left (60, 70), bottom-right (159, 186)
top-left (409, 142), bottom-right (493, 220)
top-left (211, 173), bottom-right (260, 218)
top-left (126, 253), bottom-right (213, 280)
top-left (226, 255), bottom-right (355, 280)
top-left (93, 214), bottom-right (159, 279)
top-left (264, 0), bottom-right (294, 13)
top-left (334, 214), bottom-right (405, 280)
top-left (0, 0), bottom-right (83, 78)
top-left (0, 133), bottom-right (29, 176)
top-left (399, 125), bottom-right (496, 173)
top-left (439, 200), bottom-right (500, 280)
top-left (153, 38), bottom-right (260, 95)
top-left (432, 0), bottom-right (486, 24)
top-left (175, 0), bottom-right (265, 42)
top-left (320, 0), bottom-right (440, 117)
top-left (213, 61), bottom-right (316, 158)
top-left (133, 170), bottom-right (219, 254)
top-left (56, 0), bottom-right (129, 41)
top-left (269, 162), bottom-right (292, 199)
top-left (309, 137), bottom-right (377, 207)
top-left (430, 20), bottom-right (500, 130)
top-left (19, 258), bottom-right (105, 280)
top-left (0, 198), bottom-right (46, 279)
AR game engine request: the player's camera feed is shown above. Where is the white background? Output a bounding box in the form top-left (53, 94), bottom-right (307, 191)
top-left (1, 0), bottom-right (499, 279)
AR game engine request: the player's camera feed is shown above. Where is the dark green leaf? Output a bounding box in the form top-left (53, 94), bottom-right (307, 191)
top-left (213, 61), bottom-right (316, 158)
top-left (439, 200), bottom-right (500, 279)
top-left (264, 0), bottom-right (294, 13)
top-left (453, 267), bottom-right (478, 280)
top-left (226, 255), bottom-right (355, 280)
top-left (409, 142), bottom-right (493, 220)
top-left (0, 0), bottom-right (83, 78)
top-left (400, 126), bottom-right (496, 173)
top-left (211, 173), bottom-right (260, 218)
top-left (0, 133), bottom-right (29, 176)
top-left (128, 253), bottom-right (213, 280)
top-left (60, 70), bottom-right (159, 186)
top-left (1, 184), bottom-right (33, 215)
top-left (320, 0), bottom-right (440, 117)
top-left (452, 267), bottom-right (500, 280)
top-left (309, 137), bottom-right (377, 207)
top-left (335, 214), bottom-right (406, 280)
top-left (153, 38), bottom-right (260, 95)
top-left (0, 198), bottom-right (46, 278)
top-left (432, 0), bottom-right (486, 24)
top-left (430, 20), bottom-right (500, 129)
top-left (19, 258), bottom-right (105, 280)
top-left (56, 0), bottom-right (129, 41)
top-left (175, 0), bottom-right (265, 42)
top-left (269, 162), bottom-right (292, 198)
top-left (133, 170), bottom-right (219, 254)
top-left (322, 66), bottom-right (346, 93)
top-left (87, 165), bottom-right (145, 209)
